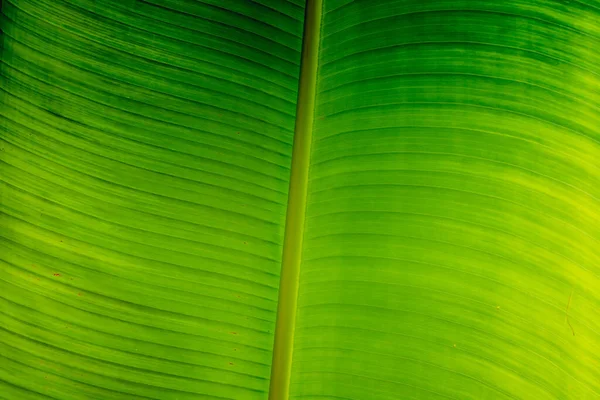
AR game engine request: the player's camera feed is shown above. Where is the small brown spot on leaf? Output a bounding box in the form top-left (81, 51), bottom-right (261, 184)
top-left (77, 293), bottom-right (82, 296)
top-left (230, 332), bottom-right (237, 335)
top-left (229, 362), bottom-right (234, 365)
top-left (243, 241), bottom-right (247, 245)
top-left (53, 273), bottom-right (61, 277)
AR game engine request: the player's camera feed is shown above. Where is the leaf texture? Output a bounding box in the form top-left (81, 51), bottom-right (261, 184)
top-left (2, 0), bottom-right (600, 399)
top-left (292, 0), bottom-right (600, 399)
top-left (0, 0), bottom-right (305, 398)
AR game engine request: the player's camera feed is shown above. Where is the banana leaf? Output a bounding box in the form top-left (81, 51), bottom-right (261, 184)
top-left (1, 0), bottom-right (599, 399)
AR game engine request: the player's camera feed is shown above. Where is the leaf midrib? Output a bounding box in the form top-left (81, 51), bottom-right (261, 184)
top-left (268, 1), bottom-right (323, 399)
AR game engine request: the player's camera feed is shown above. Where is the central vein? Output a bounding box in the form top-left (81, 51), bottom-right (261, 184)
top-left (268, 0), bottom-right (323, 399)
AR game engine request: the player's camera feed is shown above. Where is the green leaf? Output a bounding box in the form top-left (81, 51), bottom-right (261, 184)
top-left (291, 1), bottom-right (600, 399)
top-left (1, 0), bottom-right (304, 398)
top-left (2, 1), bottom-right (600, 399)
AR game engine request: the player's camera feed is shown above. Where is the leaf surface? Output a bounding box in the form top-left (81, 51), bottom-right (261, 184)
top-left (0, 0), bottom-right (305, 398)
top-left (291, 1), bottom-right (600, 399)
top-left (2, 1), bottom-right (600, 399)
